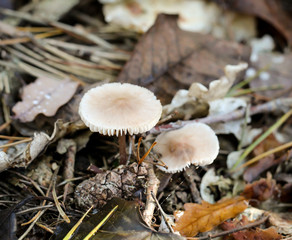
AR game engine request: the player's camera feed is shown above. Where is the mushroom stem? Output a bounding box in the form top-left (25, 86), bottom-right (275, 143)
top-left (118, 133), bottom-right (127, 165)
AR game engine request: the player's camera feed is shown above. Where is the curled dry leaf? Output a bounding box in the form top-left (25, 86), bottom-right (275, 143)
top-left (221, 215), bottom-right (282, 240)
top-left (0, 132), bottom-right (50, 172)
top-left (188, 63), bottom-right (248, 101)
top-left (241, 174), bottom-right (279, 202)
top-left (12, 77), bottom-right (79, 122)
top-left (0, 120), bottom-right (86, 172)
top-left (162, 89), bottom-right (209, 121)
top-left (173, 196), bottom-right (248, 237)
top-left (200, 168), bottom-right (220, 203)
top-left (117, 14), bottom-right (250, 104)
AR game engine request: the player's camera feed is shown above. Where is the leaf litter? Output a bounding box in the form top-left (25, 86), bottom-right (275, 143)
top-left (0, 0), bottom-right (292, 240)
top-left (12, 77), bottom-right (79, 122)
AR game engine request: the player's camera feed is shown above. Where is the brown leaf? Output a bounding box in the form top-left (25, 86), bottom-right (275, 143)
top-left (117, 14), bottom-right (250, 104)
top-left (252, 134), bottom-right (281, 157)
top-left (244, 134), bottom-right (282, 182)
top-left (221, 215), bottom-right (282, 240)
top-left (12, 77), bottom-right (79, 122)
top-left (173, 196), bottom-right (248, 237)
top-left (241, 174), bottom-right (279, 202)
top-left (214, 0), bottom-right (292, 45)
top-left (249, 52), bottom-right (292, 99)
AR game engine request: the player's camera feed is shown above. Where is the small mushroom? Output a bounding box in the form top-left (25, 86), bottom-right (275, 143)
top-left (154, 122), bottom-right (219, 172)
top-left (79, 82), bottom-right (162, 164)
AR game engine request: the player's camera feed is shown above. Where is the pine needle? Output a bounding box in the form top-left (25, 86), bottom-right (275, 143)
top-left (83, 205), bottom-right (118, 240)
top-left (0, 138), bottom-right (32, 149)
top-left (63, 206), bottom-right (93, 240)
top-left (235, 140), bottom-right (292, 170)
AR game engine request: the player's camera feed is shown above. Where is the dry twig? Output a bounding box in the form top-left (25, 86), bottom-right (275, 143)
top-left (150, 191), bottom-right (174, 233)
top-left (143, 161), bottom-right (160, 227)
top-left (62, 140), bottom-right (77, 201)
top-left (193, 215), bottom-right (269, 240)
top-left (183, 167), bottom-right (202, 203)
top-left (151, 98), bottom-right (292, 134)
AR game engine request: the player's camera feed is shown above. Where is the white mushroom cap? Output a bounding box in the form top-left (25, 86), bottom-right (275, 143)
top-left (79, 83), bottom-right (162, 136)
top-left (154, 122), bottom-right (219, 173)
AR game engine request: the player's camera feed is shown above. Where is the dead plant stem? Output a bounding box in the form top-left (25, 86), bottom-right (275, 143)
top-left (0, 138), bottom-right (32, 149)
top-left (150, 98), bottom-right (292, 134)
top-left (63, 140), bottom-right (77, 201)
top-left (150, 191), bottom-right (174, 233)
top-left (143, 162), bottom-right (160, 227)
top-left (183, 167), bottom-right (202, 203)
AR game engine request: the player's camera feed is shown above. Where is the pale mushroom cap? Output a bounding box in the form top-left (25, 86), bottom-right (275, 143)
top-left (154, 122), bottom-right (219, 173)
top-left (79, 83), bottom-right (162, 136)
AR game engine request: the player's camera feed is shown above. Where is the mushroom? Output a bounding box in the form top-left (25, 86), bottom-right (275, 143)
top-left (79, 82), bottom-right (162, 164)
top-left (154, 122), bottom-right (219, 172)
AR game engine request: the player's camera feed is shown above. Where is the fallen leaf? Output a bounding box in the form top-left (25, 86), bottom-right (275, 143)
top-left (244, 151), bottom-right (291, 183)
top-left (117, 14), bottom-right (250, 104)
top-left (0, 119), bottom-right (86, 172)
top-left (0, 207), bottom-right (17, 240)
top-left (0, 196), bottom-right (37, 240)
top-left (268, 212), bottom-right (292, 235)
top-left (244, 134), bottom-right (282, 182)
top-left (253, 135), bottom-right (281, 157)
top-left (52, 198), bottom-right (185, 240)
top-left (0, 132), bottom-right (50, 172)
top-left (188, 63), bottom-right (248, 101)
top-left (221, 215), bottom-right (282, 240)
top-left (173, 196), bottom-right (248, 237)
top-left (208, 97), bottom-right (247, 140)
top-left (26, 155), bottom-right (53, 187)
top-left (239, 207), bottom-right (292, 235)
top-left (12, 77), bottom-right (79, 122)
top-left (241, 174), bottom-right (279, 202)
top-left (248, 52), bottom-right (292, 99)
top-left (200, 168), bottom-right (220, 203)
top-left (214, 0), bottom-right (292, 45)
top-left (162, 89), bottom-right (209, 121)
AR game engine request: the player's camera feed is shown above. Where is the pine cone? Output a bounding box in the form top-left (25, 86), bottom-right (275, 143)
top-left (75, 162), bottom-right (148, 209)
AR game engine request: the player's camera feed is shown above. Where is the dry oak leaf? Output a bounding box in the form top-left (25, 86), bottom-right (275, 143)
top-left (12, 77), bottom-right (79, 122)
top-left (117, 14), bottom-right (250, 104)
top-left (173, 196), bottom-right (248, 237)
top-left (221, 215), bottom-right (282, 240)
